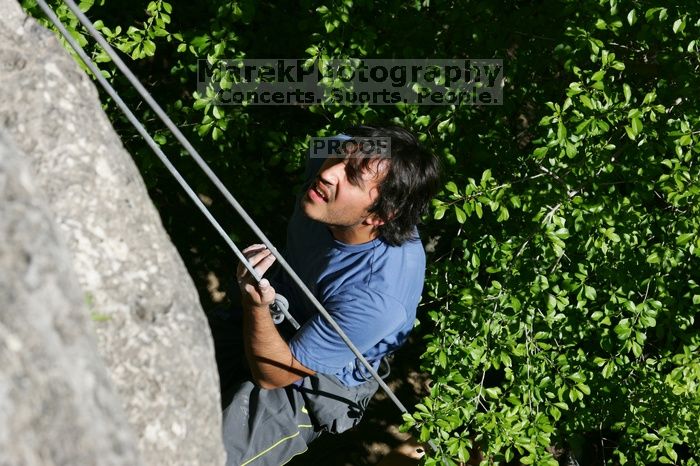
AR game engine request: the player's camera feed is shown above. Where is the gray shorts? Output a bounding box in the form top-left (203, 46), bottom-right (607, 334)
top-left (222, 380), bottom-right (318, 466)
top-left (222, 374), bottom-right (378, 466)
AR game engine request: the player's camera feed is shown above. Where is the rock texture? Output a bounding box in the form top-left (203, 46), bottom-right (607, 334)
top-left (0, 1), bottom-right (226, 464)
top-left (0, 130), bottom-right (142, 466)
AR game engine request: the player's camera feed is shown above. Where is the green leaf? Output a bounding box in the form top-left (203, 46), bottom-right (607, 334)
top-left (197, 123), bottom-right (211, 136)
top-left (415, 115), bottom-right (430, 126)
top-left (579, 94), bottom-right (594, 109)
top-left (631, 117), bottom-right (643, 135)
top-left (623, 83), bottom-right (631, 104)
top-left (557, 122), bottom-right (567, 141)
top-left (434, 205), bottom-right (447, 220)
top-left (575, 118), bottom-right (592, 134)
top-left (614, 319), bottom-right (632, 340)
top-left (550, 405), bottom-right (561, 421)
top-left (676, 233), bottom-right (694, 245)
top-left (437, 119), bottom-right (451, 134)
top-left (497, 206), bottom-right (509, 222)
top-left (610, 61), bottom-right (625, 71)
top-left (591, 69), bottom-right (605, 82)
top-left (604, 229), bottom-right (620, 242)
top-left (602, 361), bottom-right (615, 378)
top-left (454, 206), bottom-right (466, 224)
top-left (438, 350), bottom-right (447, 368)
top-left (673, 18), bottom-right (684, 34)
top-left (142, 39), bottom-right (156, 56)
top-left (640, 314), bottom-right (656, 328)
top-left (584, 285), bottom-right (597, 300)
top-left (153, 133), bottom-right (167, 145)
top-left (78, 0), bottom-right (94, 12)
top-left (533, 147), bottom-right (548, 158)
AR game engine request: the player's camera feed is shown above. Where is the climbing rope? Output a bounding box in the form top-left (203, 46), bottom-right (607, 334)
top-left (36, 0), bottom-right (444, 459)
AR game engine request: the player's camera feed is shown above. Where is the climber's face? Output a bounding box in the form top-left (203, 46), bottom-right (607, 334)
top-left (301, 156), bottom-right (387, 244)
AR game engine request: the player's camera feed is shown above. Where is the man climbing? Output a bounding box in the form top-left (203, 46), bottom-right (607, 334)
top-left (218, 125), bottom-right (441, 465)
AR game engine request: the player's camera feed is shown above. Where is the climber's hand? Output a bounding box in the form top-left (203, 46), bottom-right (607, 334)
top-left (237, 244), bottom-right (276, 308)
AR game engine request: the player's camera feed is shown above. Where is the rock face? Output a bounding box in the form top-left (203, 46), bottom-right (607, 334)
top-left (0, 1), bottom-right (226, 465)
top-left (0, 131), bottom-right (142, 466)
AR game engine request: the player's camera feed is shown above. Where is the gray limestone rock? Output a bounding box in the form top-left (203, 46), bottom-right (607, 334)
top-left (0, 130), bottom-right (142, 466)
top-left (0, 1), bottom-right (226, 464)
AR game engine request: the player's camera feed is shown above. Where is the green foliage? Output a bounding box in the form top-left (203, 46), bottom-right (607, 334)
top-left (25, 0), bottom-right (700, 464)
top-left (411, 1), bottom-right (700, 464)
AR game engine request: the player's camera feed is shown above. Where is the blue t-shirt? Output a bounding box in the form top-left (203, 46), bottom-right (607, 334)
top-left (273, 160), bottom-right (426, 386)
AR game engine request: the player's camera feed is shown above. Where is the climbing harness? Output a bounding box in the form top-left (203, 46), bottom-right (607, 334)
top-left (36, 0), bottom-right (445, 460)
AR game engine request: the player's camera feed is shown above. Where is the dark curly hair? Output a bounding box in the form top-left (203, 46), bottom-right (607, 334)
top-left (342, 125), bottom-right (441, 246)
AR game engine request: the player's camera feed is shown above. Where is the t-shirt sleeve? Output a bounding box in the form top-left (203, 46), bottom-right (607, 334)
top-left (288, 287), bottom-right (407, 374)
